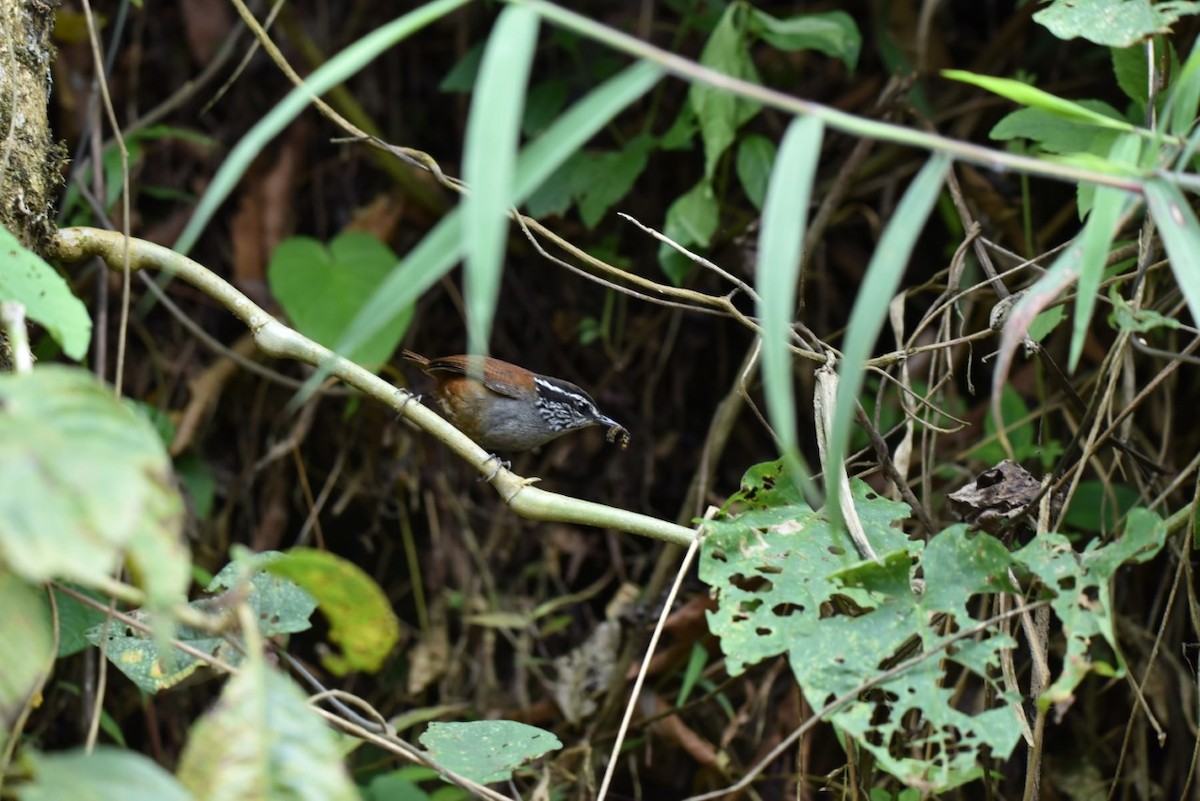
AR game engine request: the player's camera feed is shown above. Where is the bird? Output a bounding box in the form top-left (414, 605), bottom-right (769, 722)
top-left (401, 350), bottom-right (630, 452)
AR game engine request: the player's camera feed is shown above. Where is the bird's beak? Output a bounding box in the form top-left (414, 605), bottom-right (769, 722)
top-left (595, 414), bottom-right (630, 448)
top-left (594, 412), bottom-right (620, 430)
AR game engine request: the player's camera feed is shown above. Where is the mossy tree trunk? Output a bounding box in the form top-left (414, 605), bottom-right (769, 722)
top-left (0, 0), bottom-right (64, 250)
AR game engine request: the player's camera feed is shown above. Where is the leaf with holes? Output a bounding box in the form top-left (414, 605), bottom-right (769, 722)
top-left (1014, 508), bottom-right (1166, 706)
top-left (701, 478), bottom-right (917, 676)
top-left (420, 720), bottom-right (562, 784)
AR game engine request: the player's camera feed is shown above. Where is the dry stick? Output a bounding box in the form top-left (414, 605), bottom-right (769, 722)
top-left (681, 600), bottom-right (1050, 801)
top-left (511, 211), bottom-right (728, 319)
top-left (1149, 447), bottom-right (1200, 512)
top-left (200, 0), bottom-right (285, 117)
top-left (596, 531), bottom-right (704, 801)
top-left (1019, 490), bottom-right (1060, 801)
top-left (814, 364), bottom-right (878, 561)
top-left (915, 226), bottom-right (979, 517)
top-left (79, 0), bottom-right (131, 397)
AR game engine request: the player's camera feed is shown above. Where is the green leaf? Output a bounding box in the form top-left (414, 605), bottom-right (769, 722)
top-left (1107, 286), bottom-right (1182, 333)
top-left (826, 157), bottom-right (949, 526)
top-left (735, 133), bottom-right (777, 210)
top-left (1143, 178), bottom-right (1200, 330)
top-left (205, 553), bottom-right (318, 635)
top-left (703, 479), bottom-right (915, 675)
top-left (514, 61), bottom-right (663, 200)
top-left (1167, 34), bottom-right (1200, 136)
top-left (522, 79), bottom-right (569, 136)
top-left (1062, 482), bottom-right (1142, 533)
top-left (0, 226), bottom-right (92, 360)
top-left (989, 102), bottom-right (1125, 154)
top-left (727, 457), bottom-right (810, 512)
top-left (50, 583), bottom-right (109, 658)
top-left (1015, 509), bottom-right (1167, 705)
top-left (944, 69), bottom-right (1138, 133)
top-left (659, 179), bottom-right (720, 285)
top-left (268, 232), bottom-right (412, 369)
top-left (1027, 302), bottom-right (1066, 343)
top-left (177, 658), bottom-right (359, 801)
top-left (1034, 0), bottom-right (1200, 48)
top-left (573, 135), bottom-right (654, 228)
top-left (419, 721), bottom-right (562, 784)
top-left (18, 746), bottom-right (192, 801)
top-left (691, 3), bottom-right (762, 180)
top-left (364, 770), bottom-right (434, 801)
top-left (1111, 43), bottom-right (1150, 112)
top-left (0, 570), bottom-right (53, 756)
top-left (703, 488), bottom-right (1043, 789)
top-left (818, 526), bottom-right (1023, 788)
top-left (0, 367), bottom-right (188, 608)
top-left (660, 105), bottom-right (698, 151)
top-left (265, 547), bottom-right (401, 675)
top-left (745, 8), bottom-right (861, 70)
top-left (438, 42), bottom-right (484, 93)
top-left (676, 643), bottom-right (709, 707)
top-left (177, 451), bottom-right (216, 520)
top-left (970, 384), bottom-right (1033, 464)
top-left (88, 558), bottom-right (317, 693)
top-left (462, 5), bottom-right (540, 356)
top-left (756, 117), bottom-right (823, 493)
top-left (523, 158), bottom-right (579, 219)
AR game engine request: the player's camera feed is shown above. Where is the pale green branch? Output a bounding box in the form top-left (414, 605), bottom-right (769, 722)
top-left (49, 227), bottom-right (697, 548)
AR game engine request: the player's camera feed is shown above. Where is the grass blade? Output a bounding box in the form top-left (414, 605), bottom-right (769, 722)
top-left (1144, 179), bottom-right (1200, 330)
top-left (756, 116), bottom-right (824, 492)
top-left (1070, 134), bottom-right (1140, 371)
top-left (463, 7), bottom-right (540, 356)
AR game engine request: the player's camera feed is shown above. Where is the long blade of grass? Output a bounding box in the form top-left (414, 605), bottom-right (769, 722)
top-left (942, 69), bottom-right (1137, 134)
top-left (174, 0), bottom-right (472, 255)
top-left (463, 7), bottom-right (540, 356)
top-left (1070, 134), bottom-right (1140, 371)
top-left (826, 154), bottom-right (950, 529)
top-left (1167, 35), bottom-right (1200, 137)
top-left (756, 116), bottom-right (824, 493)
top-left (1144, 179), bottom-right (1200, 330)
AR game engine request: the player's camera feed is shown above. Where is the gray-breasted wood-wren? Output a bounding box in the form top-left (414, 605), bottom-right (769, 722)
top-left (401, 350), bottom-right (630, 452)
